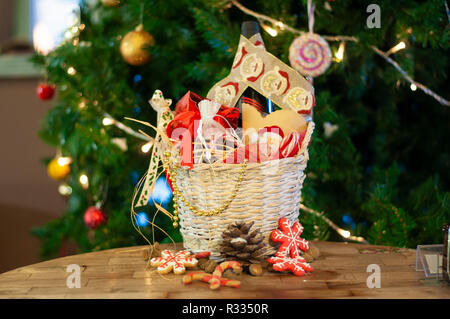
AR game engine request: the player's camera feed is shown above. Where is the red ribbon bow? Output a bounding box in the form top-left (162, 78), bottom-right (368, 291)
top-left (166, 91), bottom-right (240, 168)
top-left (167, 91), bottom-right (239, 139)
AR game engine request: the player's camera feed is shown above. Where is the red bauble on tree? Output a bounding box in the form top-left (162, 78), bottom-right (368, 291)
top-left (84, 206), bottom-right (107, 230)
top-left (36, 83), bottom-right (55, 100)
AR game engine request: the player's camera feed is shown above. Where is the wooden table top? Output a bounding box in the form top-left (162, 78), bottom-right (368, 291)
top-left (0, 241), bottom-right (448, 299)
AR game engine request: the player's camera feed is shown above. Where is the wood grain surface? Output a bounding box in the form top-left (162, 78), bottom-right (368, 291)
top-left (0, 241), bottom-right (448, 299)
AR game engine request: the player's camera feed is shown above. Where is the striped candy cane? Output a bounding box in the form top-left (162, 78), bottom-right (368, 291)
top-left (210, 261), bottom-right (242, 290)
top-left (182, 272), bottom-right (241, 288)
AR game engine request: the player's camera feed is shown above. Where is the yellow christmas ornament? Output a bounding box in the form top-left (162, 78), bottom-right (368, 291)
top-left (47, 157), bottom-right (71, 181)
top-left (101, 0), bottom-right (120, 7)
top-left (120, 24), bottom-right (154, 66)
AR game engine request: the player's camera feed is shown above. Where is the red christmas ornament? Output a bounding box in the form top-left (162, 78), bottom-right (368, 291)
top-left (84, 206), bottom-right (107, 229)
top-left (36, 83), bottom-right (55, 100)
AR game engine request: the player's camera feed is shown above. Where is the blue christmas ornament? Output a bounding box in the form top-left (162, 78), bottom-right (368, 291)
top-left (342, 213), bottom-right (356, 230)
top-left (132, 106), bottom-right (141, 116)
top-left (133, 74), bottom-right (143, 83)
top-left (342, 213), bottom-right (354, 226)
top-left (130, 170), bottom-right (140, 186)
top-left (135, 212), bottom-right (149, 227)
top-left (148, 176), bottom-right (172, 206)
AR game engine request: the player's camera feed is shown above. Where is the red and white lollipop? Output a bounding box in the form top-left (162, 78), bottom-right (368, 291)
top-left (289, 33), bottom-right (332, 77)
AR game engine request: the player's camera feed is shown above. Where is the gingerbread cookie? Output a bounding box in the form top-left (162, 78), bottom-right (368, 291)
top-left (183, 272), bottom-right (241, 289)
top-left (266, 218), bottom-right (313, 276)
top-left (150, 250), bottom-right (198, 274)
top-left (210, 261), bottom-right (242, 290)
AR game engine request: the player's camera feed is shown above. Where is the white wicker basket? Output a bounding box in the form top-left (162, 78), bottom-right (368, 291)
top-left (174, 121), bottom-right (315, 260)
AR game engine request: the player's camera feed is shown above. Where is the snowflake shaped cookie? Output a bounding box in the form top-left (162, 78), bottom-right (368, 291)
top-left (266, 218), bottom-right (313, 276)
top-left (267, 255), bottom-right (313, 276)
top-left (150, 250), bottom-right (198, 274)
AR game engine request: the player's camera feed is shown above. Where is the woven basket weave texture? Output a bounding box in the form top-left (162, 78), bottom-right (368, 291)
top-left (176, 122), bottom-right (314, 260)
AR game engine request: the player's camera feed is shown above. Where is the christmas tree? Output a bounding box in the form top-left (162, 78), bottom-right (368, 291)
top-left (32, 0), bottom-right (449, 259)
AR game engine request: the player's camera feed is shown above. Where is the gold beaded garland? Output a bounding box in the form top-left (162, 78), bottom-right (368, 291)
top-left (163, 151), bottom-right (247, 223)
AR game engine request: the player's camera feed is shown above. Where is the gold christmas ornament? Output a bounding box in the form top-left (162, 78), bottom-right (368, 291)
top-left (120, 24), bottom-right (154, 66)
top-left (47, 158), bottom-right (71, 181)
top-left (101, 0), bottom-right (120, 7)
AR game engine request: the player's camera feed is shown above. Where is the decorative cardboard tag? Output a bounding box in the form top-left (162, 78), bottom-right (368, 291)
top-left (207, 35), bottom-right (314, 113)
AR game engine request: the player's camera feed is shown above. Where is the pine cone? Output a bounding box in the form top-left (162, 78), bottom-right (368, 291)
top-left (219, 221), bottom-right (267, 267)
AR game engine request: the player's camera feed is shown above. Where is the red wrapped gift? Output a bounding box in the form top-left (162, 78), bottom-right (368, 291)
top-left (167, 91), bottom-right (239, 139)
top-left (166, 91), bottom-right (240, 168)
top-left (280, 131), bottom-right (306, 158)
top-left (224, 131), bottom-right (306, 164)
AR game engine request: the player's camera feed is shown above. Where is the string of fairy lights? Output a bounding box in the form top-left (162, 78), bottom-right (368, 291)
top-left (48, 0), bottom-right (450, 244)
top-left (231, 0), bottom-right (450, 106)
top-left (299, 204), bottom-right (368, 243)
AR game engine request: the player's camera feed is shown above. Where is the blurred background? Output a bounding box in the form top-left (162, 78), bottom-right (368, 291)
top-left (0, 0), bottom-right (78, 272)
